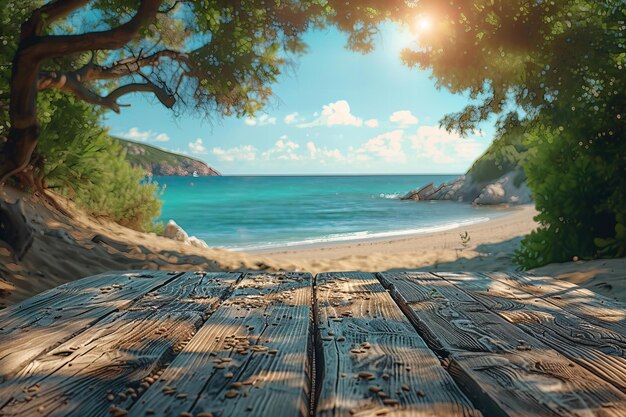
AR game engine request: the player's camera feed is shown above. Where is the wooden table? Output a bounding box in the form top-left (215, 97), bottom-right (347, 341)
top-left (1, 271), bottom-right (625, 417)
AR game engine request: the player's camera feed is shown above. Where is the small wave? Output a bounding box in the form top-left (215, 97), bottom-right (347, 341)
top-left (228, 217), bottom-right (491, 252)
top-left (378, 193), bottom-right (401, 199)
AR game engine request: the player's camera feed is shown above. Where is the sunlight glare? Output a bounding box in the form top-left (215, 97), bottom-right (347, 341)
top-left (415, 16), bottom-right (433, 32)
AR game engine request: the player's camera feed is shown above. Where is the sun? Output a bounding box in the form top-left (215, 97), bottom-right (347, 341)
top-left (415, 16), bottom-right (433, 32)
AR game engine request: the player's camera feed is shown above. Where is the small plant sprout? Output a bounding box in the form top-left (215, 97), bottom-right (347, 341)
top-left (460, 231), bottom-right (471, 250)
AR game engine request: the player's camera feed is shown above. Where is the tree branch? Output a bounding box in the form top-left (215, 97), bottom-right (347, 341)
top-left (22, 0), bottom-right (91, 39)
top-left (25, 0), bottom-right (163, 61)
top-left (73, 49), bottom-right (188, 82)
top-left (37, 71), bottom-right (175, 113)
top-left (107, 82), bottom-right (176, 110)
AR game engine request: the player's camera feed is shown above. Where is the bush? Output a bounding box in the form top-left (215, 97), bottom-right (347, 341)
top-left (1, 5), bottom-right (162, 233)
top-left (36, 91), bottom-right (162, 232)
top-left (514, 124), bottom-right (626, 269)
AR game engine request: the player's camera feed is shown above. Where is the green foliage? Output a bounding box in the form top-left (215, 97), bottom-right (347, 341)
top-left (403, 0), bottom-right (626, 268)
top-left (513, 122), bottom-right (626, 269)
top-left (35, 91), bottom-right (162, 231)
top-left (3, 0), bottom-right (417, 234)
top-left (468, 116), bottom-right (529, 184)
top-left (1, 2), bottom-right (162, 231)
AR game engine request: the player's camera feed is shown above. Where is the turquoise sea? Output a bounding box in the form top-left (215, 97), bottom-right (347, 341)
top-left (156, 175), bottom-right (510, 252)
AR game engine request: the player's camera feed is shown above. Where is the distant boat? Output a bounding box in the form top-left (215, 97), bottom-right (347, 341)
top-left (192, 170), bottom-right (199, 177)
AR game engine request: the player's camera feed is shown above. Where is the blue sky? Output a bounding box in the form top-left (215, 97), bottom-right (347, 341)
top-left (105, 24), bottom-right (494, 175)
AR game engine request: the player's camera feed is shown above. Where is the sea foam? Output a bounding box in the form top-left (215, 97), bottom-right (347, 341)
top-left (228, 216), bottom-right (490, 252)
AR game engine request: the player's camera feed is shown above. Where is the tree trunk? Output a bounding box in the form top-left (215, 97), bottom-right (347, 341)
top-left (0, 0), bottom-right (162, 188)
top-left (0, 36), bottom-right (41, 188)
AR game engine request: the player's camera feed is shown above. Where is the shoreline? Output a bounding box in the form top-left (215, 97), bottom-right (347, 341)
top-left (254, 204), bottom-right (536, 261)
top-left (2, 188), bottom-right (625, 308)
top-left (241, 206), bottom-right (517, 254)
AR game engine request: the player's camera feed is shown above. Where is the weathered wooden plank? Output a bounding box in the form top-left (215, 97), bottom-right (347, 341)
top-left (484, 272), bottom-right (626, 334)
top-left (0, 272), bottom-right (240, 417)
top-left (126, 272), bottom-right (313, 417)
top-left (0, 270), bottom-right (180, 381)
top-left (435, 272), bottom-right (626, 393)
top-left (379, 272), bottom-right (626, 417)
top-left (315, 272), bottom-right (480, 417)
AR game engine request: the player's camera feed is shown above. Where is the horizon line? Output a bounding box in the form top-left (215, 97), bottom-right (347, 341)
top-left (201, 173), bottom-right (463, 177)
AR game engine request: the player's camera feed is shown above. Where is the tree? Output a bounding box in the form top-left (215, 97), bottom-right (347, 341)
top-left (0, 0), bottom-right (412, 189)
top-left (1, 0), bottom-right (305, 186)
top-left (400, 0), bottom-right (625, 266)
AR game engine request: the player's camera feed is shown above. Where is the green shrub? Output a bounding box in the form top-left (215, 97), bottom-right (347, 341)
top-left (514, 124), bottom-right (626, 269)
top-left (36, 91), bottom-right (162, 232)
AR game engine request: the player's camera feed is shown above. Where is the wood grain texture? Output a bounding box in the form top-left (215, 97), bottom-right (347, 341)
top-left (315, 272), bottom-right (480, 417)
top-left (0, 271), bottom-right (180, 381)
top-left (126, 272), bottom-right (313, 417)
top-left (435, 272), bottom-right (626, 393)
top-left (0, 272), bottom-right (239, 417)
top-left (484, 272), bottom-right (626, 334)
top-left (379, 272), bottom-right (626, 417)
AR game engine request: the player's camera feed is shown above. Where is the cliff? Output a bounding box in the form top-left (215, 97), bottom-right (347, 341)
top-left (402, 128), bottom-right (531, 205)
top-left (114, 138), bottom-right (220, 177)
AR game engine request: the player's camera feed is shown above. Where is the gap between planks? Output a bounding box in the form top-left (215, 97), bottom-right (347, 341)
top-left (0, 272), bottom-right (242, 417)
top-left (0, 270), bottom-right (186, 383)
top-left (378, 272), bottom-right (626, 417)
top-left (315, 272), bottom-right (481, 417)
top-left (126, 272), bottom-right (313, 417)
top-left (433, 271), bottom-right (626, 393)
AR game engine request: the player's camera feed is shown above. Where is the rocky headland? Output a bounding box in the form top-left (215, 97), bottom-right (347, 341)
top-left (116, 138), bottom-right (220, 177)
top-left (402, 168), bottom-right (532, 205)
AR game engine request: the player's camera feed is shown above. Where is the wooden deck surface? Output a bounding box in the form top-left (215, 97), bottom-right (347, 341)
top-left (1, 271), bottom-right (625, 417)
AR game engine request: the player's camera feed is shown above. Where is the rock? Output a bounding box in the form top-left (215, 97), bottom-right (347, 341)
top-left (473, 170), bottom-right (532, 205)
top-left (400, 183), bottom-right (442, 201)
top-left (162, 220), bottom-right (210, 249)
top-left (404, 169), bottom-right (532, 206)
top-left (474, 183), bottom-right (506, 205)
top-left (163, 220), bottom-right (189, 242)
top-left (0, 199), bottom-right (34, 260)
top-left (188, 236), bottom-right (210, 249)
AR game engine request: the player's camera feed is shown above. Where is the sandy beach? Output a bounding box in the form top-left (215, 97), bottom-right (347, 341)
top-left (1, 188), bottom-right (625, 308)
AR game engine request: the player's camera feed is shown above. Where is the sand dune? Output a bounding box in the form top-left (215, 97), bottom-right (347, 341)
top-left (1, 187), bottom-right (624, 308)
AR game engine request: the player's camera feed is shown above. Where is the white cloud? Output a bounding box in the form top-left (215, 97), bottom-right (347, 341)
top-left (154, 133), bottom-right (170, 142)
top-left (389, 110), bottom-right (419, 127)
top-left (306, 141), bottom-right (317, 159)
top-left (410, 125), bottom-right (484, 164)
top-left (117, 127), bottom-right (170, 142)
top-left (364, 119), bottom-right (379, 128)
top-left (262, 137), bottom-right (302, 161)
top-left (188, 138), bottom-right (207, 154)
top-left (244, 114), bottom-right (277, 126)
top-left (212, 145), bottom-right (258, 161)
top-left (306, 141), bottom-right (345, 162)
top-left (284, 112), bottom-right (301, 124)
top-left (298, 100), bottom-right (363, 128)
top-left (356, 130), bottom-right (407, 163)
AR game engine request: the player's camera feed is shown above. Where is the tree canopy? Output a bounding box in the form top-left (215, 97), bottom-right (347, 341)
top-left (0, 0), bottom-right (412, 186)
top-left (400, 0), bottom-right (625, 266)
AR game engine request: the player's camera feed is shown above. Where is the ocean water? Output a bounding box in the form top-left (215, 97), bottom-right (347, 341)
top-left (155, 175), bottom-right (510, 252)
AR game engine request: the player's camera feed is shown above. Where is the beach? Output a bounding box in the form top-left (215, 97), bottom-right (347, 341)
top-left (2, 187), bottom-right (625, 308)
top-left (257, 205), bottom-right (535, 271)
